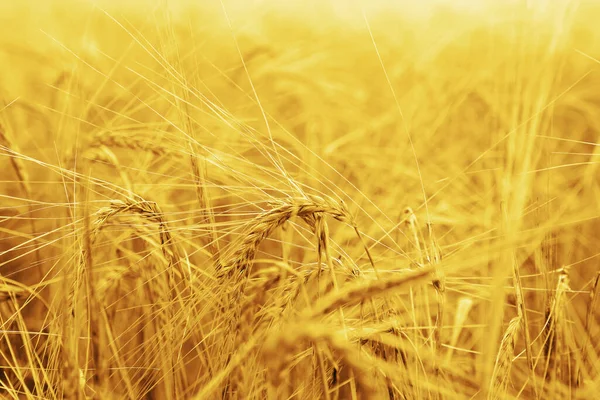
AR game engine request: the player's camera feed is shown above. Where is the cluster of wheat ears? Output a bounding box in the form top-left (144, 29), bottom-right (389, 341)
top-left (0, 0), bottom-right (600, 399)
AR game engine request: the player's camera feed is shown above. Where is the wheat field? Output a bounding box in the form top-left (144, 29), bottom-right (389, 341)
top-left (0, 0), bottom-right (599, 399)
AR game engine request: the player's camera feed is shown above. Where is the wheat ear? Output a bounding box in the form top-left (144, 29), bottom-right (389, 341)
top-left (70, 197), bottom-right (184, 397)
top-left (263, 323), bottom-right (379, 399)
top-left (306, 266), bottom-right (434, 318)
top-left (488, 315), bottom-right (522, 400)
top-left (578, 272), bottom-right (600, 385)
top-left (190, 150), bottom-right (221, 262)
top-left (216, 196), bottom-right (351, 279)
top-left (0, 122), bottom-right (41, 277)
top-left (91, 129), bottom-right (167, 156)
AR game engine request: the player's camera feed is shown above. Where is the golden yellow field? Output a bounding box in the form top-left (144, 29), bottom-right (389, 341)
top-left (1, 0), bottom-right (599, 398)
